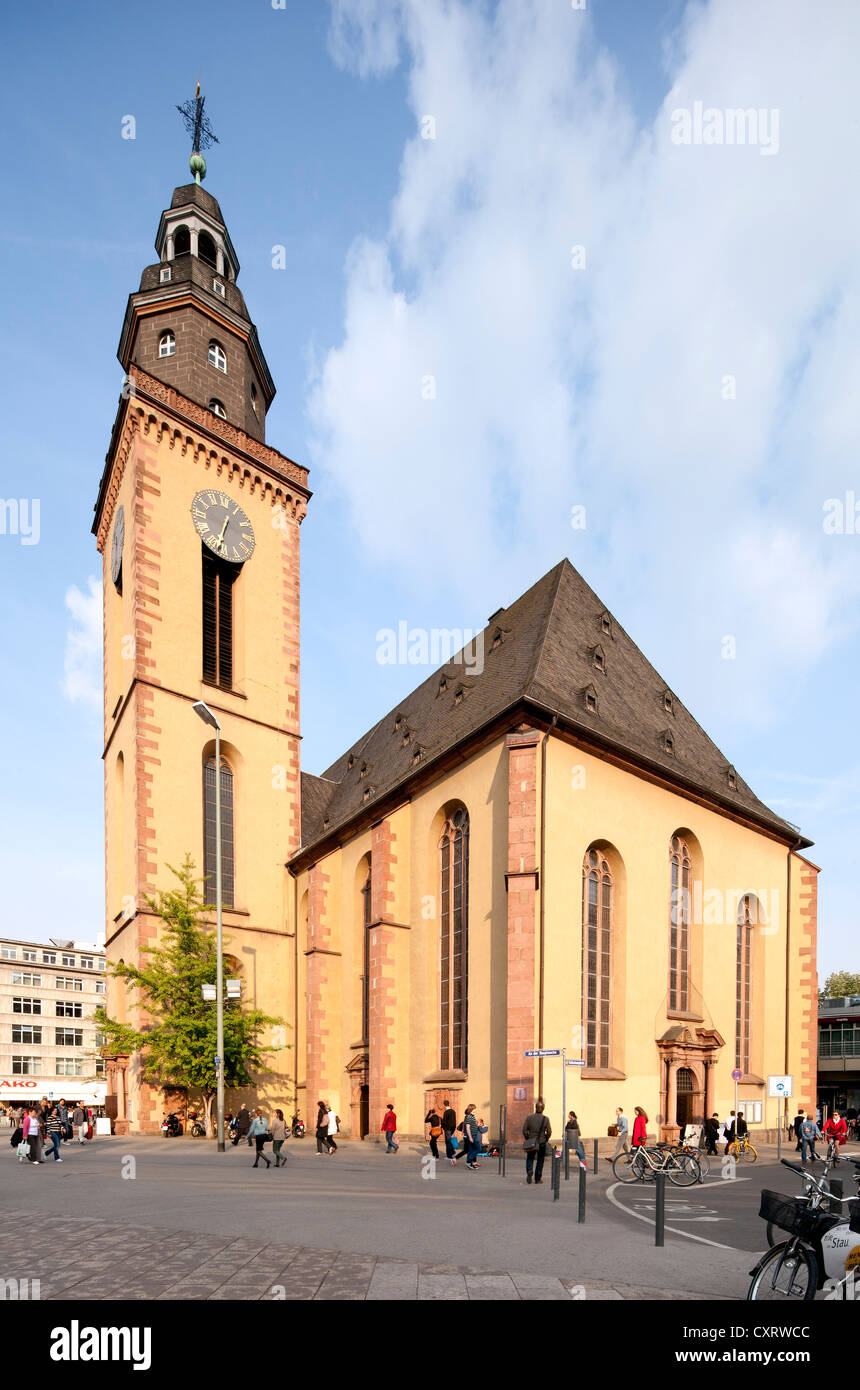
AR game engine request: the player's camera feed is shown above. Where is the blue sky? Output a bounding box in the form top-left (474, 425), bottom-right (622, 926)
top-left (0, 0), bottom-right (857, 979)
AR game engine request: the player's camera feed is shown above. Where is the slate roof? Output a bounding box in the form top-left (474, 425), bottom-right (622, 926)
top-left (294, 559), bottom-right (807, 859)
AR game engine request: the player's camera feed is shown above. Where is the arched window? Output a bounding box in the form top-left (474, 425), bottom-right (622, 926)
top-left (439, 807), bottom-right (469, 1071)
top-left (158, 331), bottom-right (175, 358)
top-left (209, 399), bottom-right (226, 419)
top-left (203, 755), bottom-right (235, 909)
top-left (198, 231), bottom-right (217, 268)
top-left (250, 381), bottom-right (258, 414)
top-left (361, 866), bottom-right (371, 1042)
top-left (173, 226), bottom-right (190, 257)
top-left (736, 896), bottom-right (754, 1072)
top-left (582, 847), bottom-right (612, 1069)
top-left (669, 835), bottom-right (692, 1012)
top-left (208, 340), bottom-right (227, 373)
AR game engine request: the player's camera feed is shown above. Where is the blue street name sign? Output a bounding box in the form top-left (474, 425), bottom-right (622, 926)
top-left (525, 1049), bottom-right (561, 1057)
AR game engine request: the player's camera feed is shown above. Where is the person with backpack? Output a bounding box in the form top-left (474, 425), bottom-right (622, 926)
top-left (381, 1103), bottom-right (399, 1152)
top-left (522, 1099), bottom-right (552, 1185)
top-left (326, 1104), bottom-right (339, 1154)
top-left (425, 1104), bottom-right (443, 1160)
top-left (800, 1113), bottom-right (823, 1164)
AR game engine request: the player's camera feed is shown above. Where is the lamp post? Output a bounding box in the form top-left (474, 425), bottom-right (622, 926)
top-left (193, 700), bottom-right (225, 1152)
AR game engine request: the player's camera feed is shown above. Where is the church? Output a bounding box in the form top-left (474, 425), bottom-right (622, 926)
top-left (93, 151), bottom-right (819, 1142)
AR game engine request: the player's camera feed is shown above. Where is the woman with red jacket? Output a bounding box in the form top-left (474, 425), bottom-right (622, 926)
top-left (823, 1111), bottom-right (848, 1162)
top-left (632, 1107), bottom-right (648, 1147)
top-left (381, 1103), bottom-right (399, 1153)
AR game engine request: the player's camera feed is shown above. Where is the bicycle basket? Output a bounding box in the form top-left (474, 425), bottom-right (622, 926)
top-left (758, 1189), bottom-right (831, 1240)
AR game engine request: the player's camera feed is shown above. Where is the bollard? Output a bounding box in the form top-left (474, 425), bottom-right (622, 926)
top-left (552, 1149), bottom-right (561, 1201)
top-left (578, 1158), bottom-right (586, 1223)
top-left (564, 1139), bottom-right (570, 1181)
top-left (592, 1137), bottom-right (598, 1171)
top-left (655, 1171), bottom-right (666, 1247)
top-left (498, 1103), bottom-right (507, 1178)
top-left (828, 1177), bottom-right (844, 1210)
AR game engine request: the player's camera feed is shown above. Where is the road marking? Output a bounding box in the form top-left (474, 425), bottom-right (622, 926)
top-left (605, 1181), bottom-right (737, 1250)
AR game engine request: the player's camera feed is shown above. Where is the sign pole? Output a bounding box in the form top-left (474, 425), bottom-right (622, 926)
top-left (562, 1046), bottom-right (567, 1157)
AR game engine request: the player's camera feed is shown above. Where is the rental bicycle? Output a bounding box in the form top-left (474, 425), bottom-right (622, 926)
top-left (726, 1134), bottom-right (758, 1163)
top-left (748, 1157), bottom-right (860, 1301)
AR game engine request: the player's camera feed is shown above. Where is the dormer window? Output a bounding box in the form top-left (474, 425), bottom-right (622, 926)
top-left (438, 676), bottom-right (448, 695)
top-left (359, 763), bottom-right (367, 779)
top-left (362, 786), bottom-right (371, 801)
top-left (198, 232), bottom-right (218, 269)
top-left (394, 714), bottom-right (402, 731)
top-left (158, 331), bottom-right (175, 359)
top-left (584, 685), bottom-right (598, 714)
top-left (412, 746), bottom-right (423, 766)
top-left (160, 266), bottom-right (171, 283)
top-left (454, 686), bottom-right (465, 705)
top-left (401, 730), bottom-right (410, 747)
top-left (727, 767), bottom-right (738, 790)
top-left (213, 279), bottom-right (226, 298)
top-left (592, 645), bottom-right (606, 673)
top-left (663, 690), bottom-right (674, 715)
top-left (492, 628), bottom-right (503, 650)
top-left (209, 399), bottom-right (226, 419)
top-left (208, 340), bottom-right (227, 373)
top-left (346, 755), bottom-right (355, 771)
top-left (661, 730), bottom-right (675, 755)
top-left (600, 612), bottom-right (612, 636)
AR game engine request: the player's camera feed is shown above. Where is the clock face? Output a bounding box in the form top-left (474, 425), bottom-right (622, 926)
top-left (191, 489), bottom-right (256, 564)
top-left (110, 505), bottom-right (125, 587)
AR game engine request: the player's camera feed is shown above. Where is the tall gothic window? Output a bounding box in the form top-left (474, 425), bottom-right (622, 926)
top-left (669, 835), bottom-right (692, 1013)
top-left (582, 848), bottom-right (612, 1069)
top-left (203, 756), bottom-right (235, 908)
top-left (736, 896), bottom-right (754, 1072)
top-left (439, 807), bottom-right (469, 1072)
top-left (361, 867), bottom-right (371, 1043)
top-left (202, 549), bottom-right (236, 689)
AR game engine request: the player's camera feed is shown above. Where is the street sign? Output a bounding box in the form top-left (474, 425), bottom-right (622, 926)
top-left (768, 1074), bottom-right (793, 1098)
top-left (525, 1049), bottom-right (561, 1057)
top-left (566, 1059), bottom-right (586, 1067)
top-left (731, 1069), bottom-right (743, 1081)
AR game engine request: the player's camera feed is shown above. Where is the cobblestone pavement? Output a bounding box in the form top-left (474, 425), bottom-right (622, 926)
top-left (0, 1208), bottom-right (723, 1301)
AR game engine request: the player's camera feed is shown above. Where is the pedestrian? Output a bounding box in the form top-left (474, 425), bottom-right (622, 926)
top-left (723, 1111), bottom-right (736, 1155)
top-left (477, 1117), bottom-right (490, 1154)
top-left (315, 1100), bottom-right (330, 1154)
top-left (823, 1110), bottom-right (848, 1162)
top-left (233, 1103), bottom-right (251, 1147)
top-left (735, 1111), bottom-right (748, 1143)
top-left (441, 1099), bottom-right (457, 1162)
top-left (326, 1105), bottom-right (339, 1154)
top-left (23, 1105), bottom-right (43, 1164)
top-left (800, 1114), bottom-right (822, 1164)
top-left (381, 1103), bottom-right (399, 1152)
top-left (71, 1103), bottom-right (86, 1143)
top-left (44, 1106), bottom-right (64, 1162)
top-left (565, 1111), bottom-right (586, 1167)
top-left (606, 1107), bottom-right (629, 1163)
top-left (462, 1104), bottom-right (481, 1170)
top-left (522, 1099), bottom-right (552, 1185)
top-left (632, 1107), bottom-right (648, 1147)
top-left (248, 1108), bottom-right (271, 1168)
top-left (703, 1113), bottom-right (720, 1156)
top-left (271, 1109), bottom-right (288, 1168)
top-left (793, 1109), bottom-right (805, 1153)
top-left (425, 1104), bottom-right (443, 1160)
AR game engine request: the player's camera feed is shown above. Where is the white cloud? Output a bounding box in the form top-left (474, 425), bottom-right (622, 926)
top-left (313, 0), bottom-right (860, 727)
top-left (63, 576), bottom-right (102, 711)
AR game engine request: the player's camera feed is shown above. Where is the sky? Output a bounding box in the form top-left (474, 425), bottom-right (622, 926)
top-left (0, 0), bottom-right (857, 978)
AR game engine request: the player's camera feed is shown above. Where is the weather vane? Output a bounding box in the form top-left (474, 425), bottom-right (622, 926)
top-left (176, 79), bottom-right (219, 185)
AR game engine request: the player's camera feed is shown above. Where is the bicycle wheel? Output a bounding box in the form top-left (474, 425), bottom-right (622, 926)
top-left (748, 1242), bottom-right (817, 1301)
top-left (668, 1154), bottom-right (701, 1187)
top-left (692, 1151), bottom-right (710, 1178)
top-left (612, 1151), bottom-right (641, 1183)
top-left (742, 1143), bottom-right (758, 1164)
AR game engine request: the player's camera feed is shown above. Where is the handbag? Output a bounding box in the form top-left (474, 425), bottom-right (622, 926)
top-left (263, 1131), bottom-right (273, 1144)
top-left (608, 1125), bottom-right (618, 1138)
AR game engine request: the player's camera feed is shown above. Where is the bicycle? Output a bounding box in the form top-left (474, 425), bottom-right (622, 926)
top-left (748, 1157), bottom-right (860, 1301)
top-left (765, 1153), bottom-right (837, 1247)
top-left (612, 1144), bottom-right (702, 1187)
top-left (726, 1134), bottom-right (758, 1163)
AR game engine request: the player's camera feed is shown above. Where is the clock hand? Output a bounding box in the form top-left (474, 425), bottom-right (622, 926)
top-left (216, 516), bottom-right (229, 543)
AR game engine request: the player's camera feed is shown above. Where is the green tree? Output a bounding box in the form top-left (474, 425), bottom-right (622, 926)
top-left (96, 856), bottom-right (286, 1136)
top-left (820, 971), bottom-right (860, 1000)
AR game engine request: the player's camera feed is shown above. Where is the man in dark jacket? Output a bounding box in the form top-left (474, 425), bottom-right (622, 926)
top-left (442, 1100), bottom-right (457, 1162)
top-left (703, 1113), bottom-right (720, 1156)
top-left (793, 1110), bottom-right (805, 1153)
top-left (233, 1103), bottom-right (251, 1147)
top-left (522, 1100), bottom-right (552, 1185)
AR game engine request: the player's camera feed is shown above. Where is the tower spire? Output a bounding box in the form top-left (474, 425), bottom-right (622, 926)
top-left (176, 78), bottom-right (219, 185)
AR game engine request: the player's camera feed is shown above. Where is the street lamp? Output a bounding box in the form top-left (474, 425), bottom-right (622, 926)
top-left (192, 700), bottom-right (225, 1153)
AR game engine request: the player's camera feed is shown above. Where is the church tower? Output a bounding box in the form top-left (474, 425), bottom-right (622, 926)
top-left (92, 117), bottom-right (309, 1131)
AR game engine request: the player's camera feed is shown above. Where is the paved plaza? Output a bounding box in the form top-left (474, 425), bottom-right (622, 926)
top-left (0, 1130), bottom-right (812, 1301)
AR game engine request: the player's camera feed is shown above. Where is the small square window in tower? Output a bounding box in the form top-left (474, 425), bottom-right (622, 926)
top-left (202, 549), bottom-right (238, 690)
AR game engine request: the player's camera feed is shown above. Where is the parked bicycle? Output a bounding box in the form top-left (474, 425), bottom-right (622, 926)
top-left (765, 1153), bottom-right (837, 1247)
top-left (748, 1157), bottom-right (860, 1300)
top-left (612, 1143), bottom-right (702, 1187)
top-left (726, 1134), bottom-right (758, 1163)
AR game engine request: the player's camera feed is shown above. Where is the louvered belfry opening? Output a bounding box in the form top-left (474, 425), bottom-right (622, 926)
top-left (202, 547), bottom-right (237, 689)
top-left (203, 756), bottom-right (235, 908)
